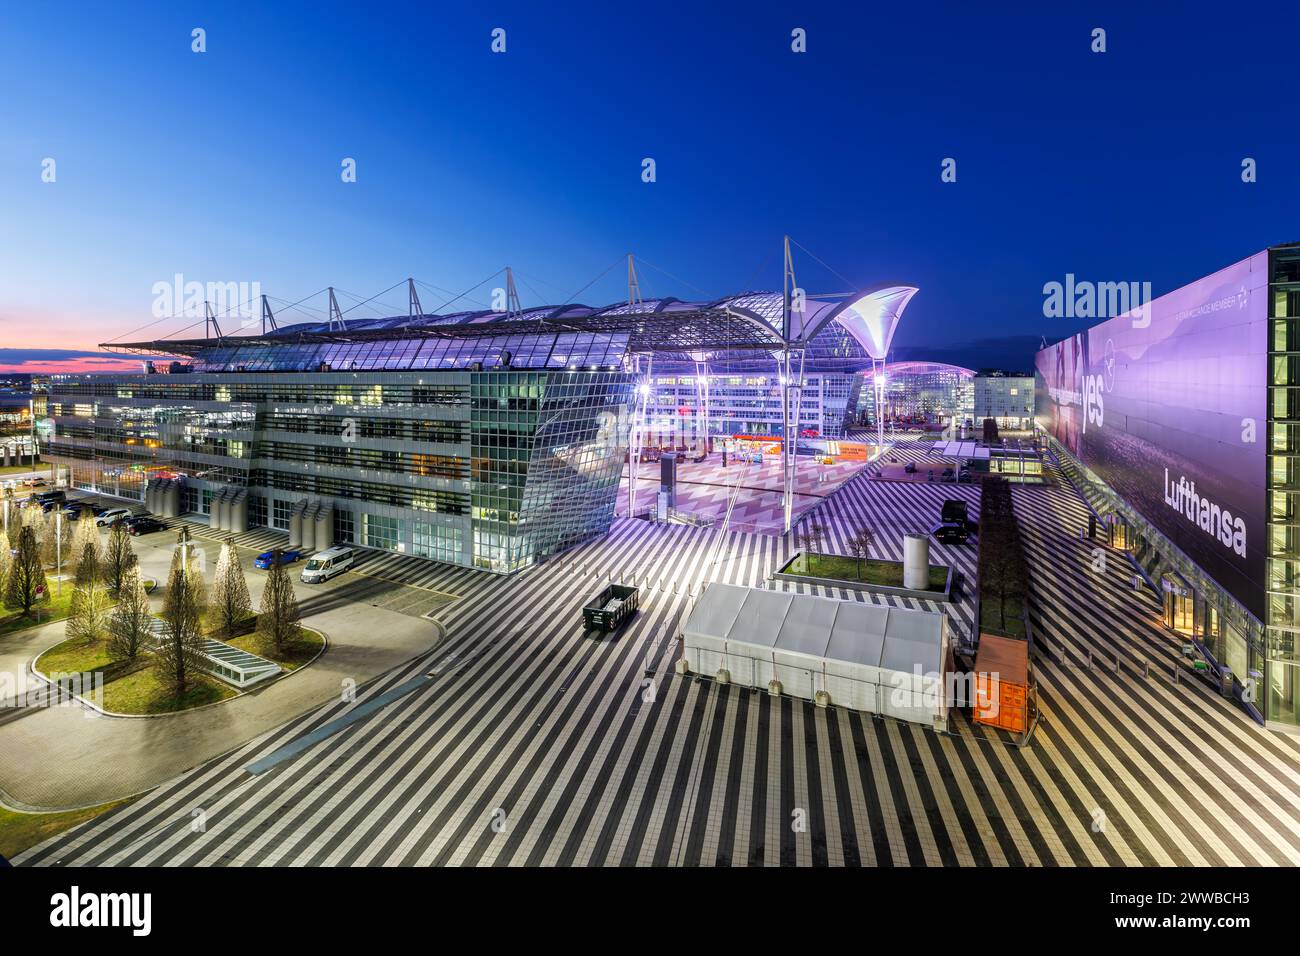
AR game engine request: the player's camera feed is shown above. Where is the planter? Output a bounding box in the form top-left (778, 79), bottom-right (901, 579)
top-left (774, 550), bottom-right (955, 603)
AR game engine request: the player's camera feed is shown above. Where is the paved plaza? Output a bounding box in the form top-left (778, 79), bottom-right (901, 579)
top-left (13, 444), bottom-right (1300, 866)
top-left (618, 452), bottom-right (871, 531)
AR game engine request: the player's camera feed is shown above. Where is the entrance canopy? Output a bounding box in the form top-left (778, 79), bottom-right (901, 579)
top-left (932, 440), bottom-right (990, 460)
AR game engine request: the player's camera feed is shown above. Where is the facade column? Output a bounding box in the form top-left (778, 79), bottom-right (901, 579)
top-left (872, 357), bottom-right (885, 454)
top-left (694, 358), bottom-right (710, 458)
top-left (781, 348), bottom-right (794, 534)
top-left (627, 353), bottom-right (652, 516)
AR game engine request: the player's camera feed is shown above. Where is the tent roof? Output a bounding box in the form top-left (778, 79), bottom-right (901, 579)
top-left (730, 588), bottom-right (792, 649)
top-left (825, 601), bottom-right (890, 668)
top-left (684, 585), bottom-right (945, 672)
top-left (682, 582), bottom-right (750, 642)
top-left (777, 593), bottom-right (841, 657)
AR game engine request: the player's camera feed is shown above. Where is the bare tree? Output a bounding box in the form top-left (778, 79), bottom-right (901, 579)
top-left (797, 522), bottom-right (829, 574)
top-left (73, 539), bottom-right (101, 589)
top-left (156, 533), bottom-right (208, 698)
top-left (68, 509), bottom-right (101, 578)
top-left (211, 538), bottom-right (251, 639)
top-left (256, 551), bottom-right (301, 654)
top-left (21, 501), bottom-right (45, 544)
top-left (4, 526), bottom-right (47, 618)
top-left (103, 520), bottom-right (134, 594)
top-left (2, 487), bottom-right (19, 551)
top-left (108, 562), bottom-right (151, 663)
top-left (846, 527), bottom-right (874, 579)
top-left (0, 541), bottom-right (11, 598)
top-left (41, 509), bottom-right (68, 570)
top-left (66, 575), bottom-right (110, 646)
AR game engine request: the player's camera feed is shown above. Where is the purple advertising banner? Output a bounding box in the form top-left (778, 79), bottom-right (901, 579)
top-left (1036, 252), bottom-right (1270, 618)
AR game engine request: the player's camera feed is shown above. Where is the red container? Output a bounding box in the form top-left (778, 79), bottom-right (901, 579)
top-left (973, 633), bottom-right (1031, 734)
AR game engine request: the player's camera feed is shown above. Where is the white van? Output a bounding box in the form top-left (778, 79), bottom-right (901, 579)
top-left (300, 546), bottom-right (355, 584)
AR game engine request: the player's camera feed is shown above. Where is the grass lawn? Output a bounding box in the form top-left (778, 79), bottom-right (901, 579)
top-left (202, 610), bottom-right (256, 640)
top-left (101, 666), bottom-right (235, 714)
top-left (980, 598), bottom-right (1028, 639)
top-left (36, 636), bottom-right (120, 678)
top-left (786, 552), bottom-right (949, 590)
top-left (0, 797), bottom-right (134, 861)
top-left (35, 637), bottom-right (235, 714)
top-left (0, 461), bottom-right (45, 476)
top-left (227, 624), bottom-right (324, 671)
top-left (0, 588), bottom-right (75, 638)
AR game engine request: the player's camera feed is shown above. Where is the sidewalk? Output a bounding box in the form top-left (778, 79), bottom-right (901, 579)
top-left (0, 529), bottom-right (449, 810)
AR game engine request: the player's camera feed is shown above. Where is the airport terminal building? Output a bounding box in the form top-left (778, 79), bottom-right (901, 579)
top-left (46, 285), bottom-right (917, 572)
top-left (1036, 243), bottom-right (1300, 728)
top-left (856, 361), bottom-right (975, 428)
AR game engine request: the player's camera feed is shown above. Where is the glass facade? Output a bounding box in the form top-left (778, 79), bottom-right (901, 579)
top-left (47, 366), bottom-right (634, 574)
top-left (1267, 245), bottom-right (1300, 726)
top-left (45, 286), bottom-right (923, 577)
top-left (642, 372), bottom-right (853, 444)
top-left (857, 362), bottom-right (975, 428)
top-left (973, 372), bottom-right (1034, 430)
top-left (470, 371), bottom-right (632, 571)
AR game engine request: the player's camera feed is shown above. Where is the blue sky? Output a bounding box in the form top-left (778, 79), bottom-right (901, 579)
top-left (1, 0), bottom-right (1297, 371)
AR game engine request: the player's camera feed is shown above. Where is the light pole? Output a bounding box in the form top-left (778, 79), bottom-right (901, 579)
top-left (55, 509), bottom-right (62, 596)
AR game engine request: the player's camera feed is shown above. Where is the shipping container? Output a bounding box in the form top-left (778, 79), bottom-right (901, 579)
top-left (973, 632), bottom-right (1032, 735)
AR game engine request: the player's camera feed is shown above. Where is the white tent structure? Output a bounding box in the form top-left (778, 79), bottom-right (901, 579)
top-left (681, 584), bottom-right (950, 730)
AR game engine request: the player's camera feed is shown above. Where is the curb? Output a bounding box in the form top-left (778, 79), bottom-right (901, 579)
top-left (27, 624), bottom-right (330, 720)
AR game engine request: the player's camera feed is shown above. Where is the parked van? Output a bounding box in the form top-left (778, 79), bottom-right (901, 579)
top-left (300, 546), bottom-right (355, 584)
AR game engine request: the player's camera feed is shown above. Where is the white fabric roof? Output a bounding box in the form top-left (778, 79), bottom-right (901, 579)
top-left (933, 440), bottom-right (991, 460)
top-left (824, 601), bottom-right (890, 668)
top-left (728, 588), bottom-right (791, 648)
top-left (684, 584), bottom-right (944, 673)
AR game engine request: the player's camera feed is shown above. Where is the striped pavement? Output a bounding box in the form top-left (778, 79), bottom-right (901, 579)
top-left (17, 446), bottom-right (1300, 866)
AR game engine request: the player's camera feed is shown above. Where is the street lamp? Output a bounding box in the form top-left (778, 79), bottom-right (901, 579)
top-left (55, 509), bottom-right (62, 597)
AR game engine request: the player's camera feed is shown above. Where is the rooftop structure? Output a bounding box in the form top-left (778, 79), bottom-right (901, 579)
top-left (49, 265), bottom-right (920, 571)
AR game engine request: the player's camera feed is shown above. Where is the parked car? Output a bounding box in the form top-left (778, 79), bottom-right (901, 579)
top-left (20, 477), bottom-right (46, 487)
top-left (31, 489), bottom-right (65, 504)
top-left (300, 546), bottom-right (354, 584)
top-left (96, 507), bottom-right (133, 526)
top-left (125, 516), bottom-right (166, 536)
top-left (932, 522), bottom-right (970, 544)
top-left (941, 499), bottom-right (968, 524)
top-left (255, 548), bottom-right (303, 570)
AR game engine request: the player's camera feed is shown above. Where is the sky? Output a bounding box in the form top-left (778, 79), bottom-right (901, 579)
top-left (1, 0), bottom-right (1298, 373)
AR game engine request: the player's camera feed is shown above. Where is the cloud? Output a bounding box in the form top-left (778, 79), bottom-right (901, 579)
top-left (0, 349), bottom-right (155, 374)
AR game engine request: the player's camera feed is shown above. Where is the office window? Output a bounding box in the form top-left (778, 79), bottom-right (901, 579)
top-left (363, 513), bottom-right (401, 551)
